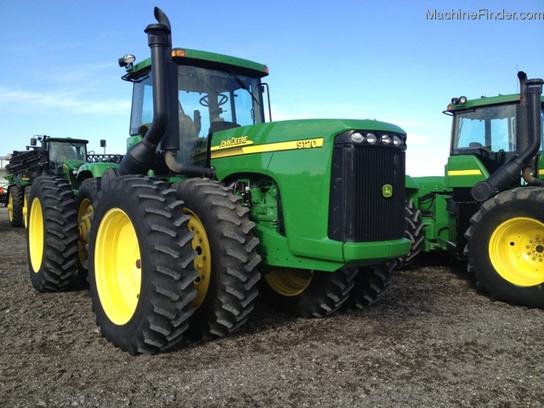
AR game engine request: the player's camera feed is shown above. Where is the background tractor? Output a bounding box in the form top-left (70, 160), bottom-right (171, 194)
top-left (26, 7), bottom-right (409, 354)
top-left (5, 135), bottom-right (121, 228)
top-left (405, 72), bottom-right (544, 308)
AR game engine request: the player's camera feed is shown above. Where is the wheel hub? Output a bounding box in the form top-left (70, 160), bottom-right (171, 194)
top-left (95, 208), bottom-right (141, 325)
top-left (490, 217), bottom-right (544, 287)
top-left (184, 208), bottom-right (211, 309)
top-left (527, 239), bottom-right (544, 262)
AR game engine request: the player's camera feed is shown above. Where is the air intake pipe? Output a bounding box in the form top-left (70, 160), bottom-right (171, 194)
top-left (117, 7), bottom-right (172, 175)
top-left (471, 73), bottom-right (543, 203)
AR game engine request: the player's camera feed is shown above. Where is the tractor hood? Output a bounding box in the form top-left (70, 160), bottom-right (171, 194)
top-left (210, 118), bottom-right (406, 177)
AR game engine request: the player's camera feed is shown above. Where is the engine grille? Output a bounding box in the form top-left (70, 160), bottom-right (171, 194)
top-left (328, 145), bottom-right (406, 242)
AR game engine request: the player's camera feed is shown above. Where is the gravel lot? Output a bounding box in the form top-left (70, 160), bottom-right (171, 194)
top-left (1, 205), bottom-right (543, 407)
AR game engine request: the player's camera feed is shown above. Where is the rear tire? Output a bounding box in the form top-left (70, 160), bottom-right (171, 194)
top-left (27, 176), bottom-right (79, 292)
top-left (75, 178), bottom-right (98, 286)
top-left (173, 178), bottom-right (261, 340)
top-left (22, 186), bottom-right (31, 228)
top-left (464, 187), bottom-right (544, 308)
top-left (397, 199), bottom-right (424, 269)
top-left (262, 267), bottom-right (357, 317)
top-left (345, 260), bottom-right (397, 309)
top-left (88, 175), bottom-right (198, 355)
top-left (8, 185), bottom-right (23, 227)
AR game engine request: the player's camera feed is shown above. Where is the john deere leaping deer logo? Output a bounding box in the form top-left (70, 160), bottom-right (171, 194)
top-left (382, 184), bottom-right (393, 198)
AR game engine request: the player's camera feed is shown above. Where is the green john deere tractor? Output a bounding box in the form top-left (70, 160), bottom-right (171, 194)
top-left (405, 71), bottom-right (544, 308)
top-left (6, 136), bottom-right (88, 227)
top-left (6, 136), bottom-right (120, 229)
top-left (26, 7), bottom-right (409, 354)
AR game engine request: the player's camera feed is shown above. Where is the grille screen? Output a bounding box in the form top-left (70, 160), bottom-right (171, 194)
top-left (328, 145), bottom-right (406, 242)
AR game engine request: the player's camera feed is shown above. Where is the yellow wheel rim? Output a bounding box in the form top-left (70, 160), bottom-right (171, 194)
top-left (264, 268), bottom-right (314, 297)
top-left (185, 209), bottom-right (211, 308)
top-left (489, 217), bottom-right (544, 287)
top-left (23, 189), bottom-right (29, 228)
top-left (28, 197), bottom-right (44, 272)
top-left (94, 208), bottom-right (141, 325)
top-left (7, 191), bottom-right (13, 222)
top-left (77, 197), bottom-right (93, 270)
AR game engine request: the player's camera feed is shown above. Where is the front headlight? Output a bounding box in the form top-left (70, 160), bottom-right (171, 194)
top-left (381, 134), bottom-right (392, 145)
top-left (366, 133), bottom-right (377, 145)
top-left (350, 132), bottom-right (365, 143)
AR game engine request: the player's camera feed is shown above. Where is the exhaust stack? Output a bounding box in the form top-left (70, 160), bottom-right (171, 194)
top-left (117, 7), bottom-right (172, 175)
top-left (471, 73), bottom-right (543, 203)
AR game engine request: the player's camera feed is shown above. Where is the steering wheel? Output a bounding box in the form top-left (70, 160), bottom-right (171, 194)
top-left (199, 93), bottom-right (228, 107)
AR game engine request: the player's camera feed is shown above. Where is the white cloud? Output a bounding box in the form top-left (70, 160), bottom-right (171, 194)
top-left (0, 86), bottom-right (130, 115)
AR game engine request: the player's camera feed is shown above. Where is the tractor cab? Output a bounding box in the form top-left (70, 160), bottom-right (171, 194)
top-left (449, 99), bottom-right (517, 173)
top-left (40, 137), bottom-right (88, 176)
top-left (121, 48), bottom-right (270, 170)
top-left (445, 92), bottom-right (544, 189)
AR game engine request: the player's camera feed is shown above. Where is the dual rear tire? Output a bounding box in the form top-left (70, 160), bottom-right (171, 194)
top-left (88, 176), bottom-right (262, 353)
top-left (27, 176), bottom-right (79, 292)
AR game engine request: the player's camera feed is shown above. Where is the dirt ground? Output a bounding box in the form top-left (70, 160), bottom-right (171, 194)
top-left (1, 206), bottom-right (543, 408)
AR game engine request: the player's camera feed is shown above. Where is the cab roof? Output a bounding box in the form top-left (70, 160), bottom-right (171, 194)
top-left (124, 47), bottom-right (269, 81)
top-left (447, 93), bottom-right (544, 113)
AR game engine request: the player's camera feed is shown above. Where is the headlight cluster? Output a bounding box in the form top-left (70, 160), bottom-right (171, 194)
top-left (451, 96), bottom-right (467, 105)
top-left (349, 131), bottom-right (405, 147)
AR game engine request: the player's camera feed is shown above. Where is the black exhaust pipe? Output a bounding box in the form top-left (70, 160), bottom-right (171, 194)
top-left (471, 73), bottom-right (543, 203)
top-left (117, 7), bottom-right (172, 175)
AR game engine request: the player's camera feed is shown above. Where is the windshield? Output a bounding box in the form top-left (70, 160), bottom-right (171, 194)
top-left (452, 104), bottom-right (517, 154)
top-left (130, 66), bottom-right (265, 137)
top-left (177, 65), bottom-right (265, 135)
top-left (48, 142), bottom-right (86, 163)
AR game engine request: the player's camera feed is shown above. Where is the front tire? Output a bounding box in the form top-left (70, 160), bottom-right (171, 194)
top-left (27, 176), bottom-right (79, 292)
top-left (173, 178), bottom-right (261, 340)
top-left (88, 175), bottom-right (198, 355)
top-left (263, 267), bottom-right (357, 317)
top-left (464, 187), bottom-right (544, 308)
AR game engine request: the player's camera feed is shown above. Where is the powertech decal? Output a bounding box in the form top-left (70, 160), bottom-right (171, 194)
top-left (211, 137), bottom-right (324, 159)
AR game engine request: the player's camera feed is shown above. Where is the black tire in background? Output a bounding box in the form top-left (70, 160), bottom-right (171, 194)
top-left (397, 199), bottom-right (424, 269)
top-left (75, 178), bottom-right (98, 286)
top-left (88, 175), bottom-right (198, 355)
top-left (173, 178), bottom-right (261, 340)
top-left (262, 267), bottom-right (357, 318)
top-left (465, 187), bottom-right (544, 308)
top-left (8, 185), bottom-right (24, 228)
top-left (27, 176), bottom-right (79, 292)
top-left (22, 185), bottom-right (31, 228)
top-left (345, 260), bottom-right (397, 310)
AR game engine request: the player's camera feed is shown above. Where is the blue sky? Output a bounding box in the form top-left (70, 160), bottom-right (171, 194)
top-left (0, 0), bottom-right (542, 176)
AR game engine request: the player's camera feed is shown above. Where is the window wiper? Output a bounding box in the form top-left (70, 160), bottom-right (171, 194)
top-left (229, 70), bottom-right (259, 106)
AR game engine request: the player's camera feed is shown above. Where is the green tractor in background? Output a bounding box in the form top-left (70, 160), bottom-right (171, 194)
top-left (406, 72), bottom-right (544, 308)
top-left (26, 7), bottom-right (409, 354)
top-left (6, 136), bottom-right (89, 228)
top-left (5, 136), bottom-right (121, 228)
